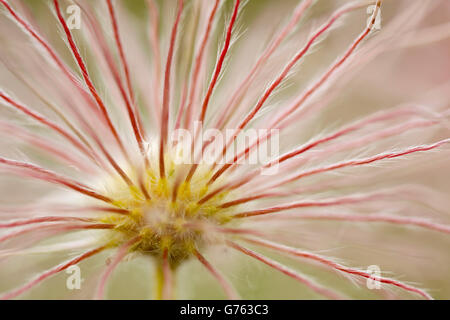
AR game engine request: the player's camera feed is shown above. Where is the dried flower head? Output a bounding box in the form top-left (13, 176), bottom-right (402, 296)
top-left (0, 0), bottom-right (449, 299)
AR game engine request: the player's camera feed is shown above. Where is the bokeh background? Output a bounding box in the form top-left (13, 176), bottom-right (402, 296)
top-left (0, 0), bottom-right (449, 299)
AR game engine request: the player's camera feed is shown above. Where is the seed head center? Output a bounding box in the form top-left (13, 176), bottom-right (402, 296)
top-left (100, 151), bottom-right (234, 266)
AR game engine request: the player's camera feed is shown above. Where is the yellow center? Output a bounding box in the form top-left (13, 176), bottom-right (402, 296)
top-left (98, 150), bottom-right (235, 266)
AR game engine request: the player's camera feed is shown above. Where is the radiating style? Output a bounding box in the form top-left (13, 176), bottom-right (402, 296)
top-left (0, 0), bottom-right (449, 299)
